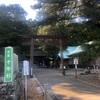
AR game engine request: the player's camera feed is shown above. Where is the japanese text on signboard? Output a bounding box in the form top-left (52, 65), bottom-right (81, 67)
top-left (4, 47), bottom-right (13, 82)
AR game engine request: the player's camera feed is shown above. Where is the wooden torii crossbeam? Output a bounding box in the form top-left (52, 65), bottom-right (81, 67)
top-left (20, 35), bottom-right (68, 76)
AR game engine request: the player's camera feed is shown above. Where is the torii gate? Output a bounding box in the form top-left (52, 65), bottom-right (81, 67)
top-left (20, 35), bottom-right (68, 76)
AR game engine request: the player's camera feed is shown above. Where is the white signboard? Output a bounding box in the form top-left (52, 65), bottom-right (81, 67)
top-left (23, 60), bottom-right (29, 76)
top-left (74, 58), bottom-right (79, 65)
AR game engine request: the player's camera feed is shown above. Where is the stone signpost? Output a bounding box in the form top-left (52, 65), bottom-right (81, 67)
top-left (4, 46), bottom-right (21, 100)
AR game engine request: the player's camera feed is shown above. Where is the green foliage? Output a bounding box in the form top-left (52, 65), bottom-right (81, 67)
top-left (0, 4), bottom-right (33, 60)
top-left (0, 4), bottom-right (31, 47)
top-left (32, 0), bottom-right (100, 65)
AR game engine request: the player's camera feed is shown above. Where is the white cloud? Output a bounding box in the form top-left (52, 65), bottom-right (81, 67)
top-left (0, 0), bottom-right (37, 20)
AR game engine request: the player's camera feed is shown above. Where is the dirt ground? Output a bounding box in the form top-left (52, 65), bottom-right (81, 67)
top-left (21, 78), bottom-right (44, 100)
top-left (20, 72), bottom-right (100, 100)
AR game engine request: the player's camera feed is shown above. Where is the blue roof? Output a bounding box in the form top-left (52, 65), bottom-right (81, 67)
top-left (58, 51), bottom-right (69, 59)
top-left (67, 46), bottom-right (77, 52)
top-left (68, 46), bottom-right (85, 56)
top-left (58, 46), bottom-right (85, 59)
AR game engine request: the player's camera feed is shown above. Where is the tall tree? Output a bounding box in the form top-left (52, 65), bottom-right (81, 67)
top-left (31, 0), bottom-right (100, 65)
top-left (0, 4), bottom-right (31, 47)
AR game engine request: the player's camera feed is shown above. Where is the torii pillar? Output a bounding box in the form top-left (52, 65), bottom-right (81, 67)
top-left (30, 38), bottom-right (34, 77)
top-left (59, 38), bottom-right (65, 76)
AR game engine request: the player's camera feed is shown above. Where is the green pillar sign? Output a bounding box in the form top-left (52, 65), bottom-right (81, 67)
top-left (4, 47), bottom-right (13, 82)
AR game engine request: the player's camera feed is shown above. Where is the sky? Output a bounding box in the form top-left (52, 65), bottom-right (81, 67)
top-left (0, 0), bottom-right (38, 20)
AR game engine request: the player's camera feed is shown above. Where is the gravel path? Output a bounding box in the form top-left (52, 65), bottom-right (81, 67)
top-left (34, 68), bottom-right (100, 100)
